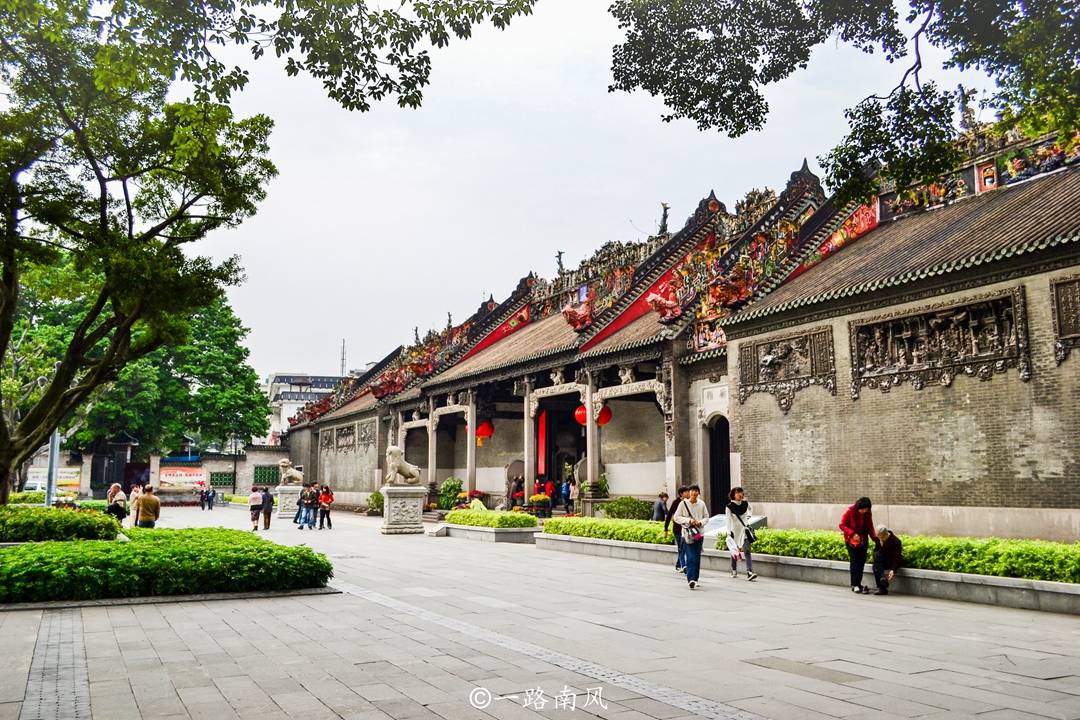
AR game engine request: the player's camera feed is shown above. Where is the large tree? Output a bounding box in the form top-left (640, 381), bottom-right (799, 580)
top-left (0, 0), bottom-right (535, 502)
top-left (71, 298), bottom-right (269, 456)
top-left (608, 0), bottom-right (1079, 201)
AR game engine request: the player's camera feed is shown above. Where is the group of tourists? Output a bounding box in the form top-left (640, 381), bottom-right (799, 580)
top-left (105, 482), bottom-right (160, 528)
top-left (293, 481), bottom-right (334, 530)
top-left (247, 486), bottom-right (276, 531)
top-left (659, 487), bottom-right (902, 595)
top-left (197, 486), bottom-right (218, 510)
top-left (839, 496), bottom-right (903, 596)
top-left (662, 485), bottom-right (757, 590)
top-left (511, 476), bottom-right (579, 512)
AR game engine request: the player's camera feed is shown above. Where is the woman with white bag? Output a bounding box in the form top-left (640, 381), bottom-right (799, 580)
top-left (725, 487), bottom-right (757, 581)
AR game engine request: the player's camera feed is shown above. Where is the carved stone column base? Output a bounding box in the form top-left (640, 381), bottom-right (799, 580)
top-left (275, 485), bottom-right (301, 519)
top-left (381, 485), bottom-right (427, 535)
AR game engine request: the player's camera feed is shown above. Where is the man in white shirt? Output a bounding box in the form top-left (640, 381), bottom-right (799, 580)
top-left (673, 484), bottom-right (710, 590)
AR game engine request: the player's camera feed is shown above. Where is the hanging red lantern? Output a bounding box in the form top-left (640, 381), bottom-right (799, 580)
top-left (475, 419), bottom-right (495, 447)
top-left (574, 404), bottom-right (613, 426)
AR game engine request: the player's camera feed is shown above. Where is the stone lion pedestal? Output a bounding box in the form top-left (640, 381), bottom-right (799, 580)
top-left (275, 484), bottom-right (301, 519)
top-left (380, 485), bottom-right (426, 535)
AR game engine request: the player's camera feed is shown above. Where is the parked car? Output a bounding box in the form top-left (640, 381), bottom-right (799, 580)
top-left (21, 479), bottom-right (46, 493)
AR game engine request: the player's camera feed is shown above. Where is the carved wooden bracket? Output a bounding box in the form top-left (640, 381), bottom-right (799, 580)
top-left (527, 382), bottom-right (587, 418)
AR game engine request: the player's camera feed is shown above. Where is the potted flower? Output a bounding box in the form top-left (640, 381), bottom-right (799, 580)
top-left (529, 493), bottom-right (551, 518)
top-left (511, 490), bottom-right (525, 508)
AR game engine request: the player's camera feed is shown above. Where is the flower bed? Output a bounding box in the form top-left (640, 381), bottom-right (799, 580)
top-left (742, 529), bottom-right (1080, 584)
top-left (598, 496), bottom-right (653, 520)
top-left (543, 517), bottom-right (672, 545)
top-left (0, 506), bottom-right (120, 542)
top-left (0, 527), bottom-right (333, 603)
top-left (445, 509), bottom-right (538, 528)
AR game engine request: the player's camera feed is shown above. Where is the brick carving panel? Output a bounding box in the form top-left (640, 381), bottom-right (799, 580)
top-left (1051, 274), bottom-right (1080, 365)
top-left (335, 424), bottom-right (356, 453)
top-left (357, 420), bottom-right (377, 451)
top-left (737, 327), bottom-right (836, 413)
top-left (849, 286), bottom-right (1031, 399)
top-left (319, 431), bottom-right (334, 452)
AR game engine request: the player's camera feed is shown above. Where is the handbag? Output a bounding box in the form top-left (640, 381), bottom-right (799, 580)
top-left (733, 507), bottom-right (756, 543)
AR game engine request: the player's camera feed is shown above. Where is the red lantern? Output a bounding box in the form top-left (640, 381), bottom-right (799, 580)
top-left (475, 419), bottom-right (494, 447)
top-left (574, 404), bottom-right (613, 426)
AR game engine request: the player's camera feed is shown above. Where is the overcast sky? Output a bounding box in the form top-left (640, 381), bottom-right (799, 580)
top-left (200, 1), bottom-right (993, 379)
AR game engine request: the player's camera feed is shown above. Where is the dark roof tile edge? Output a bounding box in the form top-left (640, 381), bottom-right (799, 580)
top-left (721, 226), bottom-right (1080, 326)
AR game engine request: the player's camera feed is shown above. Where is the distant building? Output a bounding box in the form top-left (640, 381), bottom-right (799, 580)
top-left (261, 373), bottom-right (344, 445)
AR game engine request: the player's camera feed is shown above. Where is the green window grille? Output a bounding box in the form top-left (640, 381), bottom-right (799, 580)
top-left (253, 465), bottom-right (280, 485)
top-left (209, 472), bottom-right (234, 487)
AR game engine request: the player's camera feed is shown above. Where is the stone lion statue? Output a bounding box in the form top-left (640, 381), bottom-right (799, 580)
top-left (385, 445), bottom-right (421, 485)
top-left (278, 458), bottom-right (304, 486)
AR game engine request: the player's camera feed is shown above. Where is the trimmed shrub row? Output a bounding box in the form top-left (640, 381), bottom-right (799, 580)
top-left (0, 528), bottom-right (334, 603)
top-left (598, 496), bottom-right (654, 520)
top-left (9, 491), bottom-right (46, 504)
top-left (445, 509), bottom-right (538, 528)
top-left (0, 506), bottom-right (120, 542)
top-left (742, 529), bottom-right (1080, 584)
top-left (544, 517), bottom-right (673, 545)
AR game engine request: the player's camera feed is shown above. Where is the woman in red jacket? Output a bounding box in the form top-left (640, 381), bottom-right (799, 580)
top-left (839, 497), bottom-right (877, 594)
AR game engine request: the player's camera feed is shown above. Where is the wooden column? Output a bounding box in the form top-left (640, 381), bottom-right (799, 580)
top-left (395, 410), bottom-right (405, 448)
top-left (522, 376), bottom-right (536, 491)
top-left (465, 389), bottom-right (477, 494)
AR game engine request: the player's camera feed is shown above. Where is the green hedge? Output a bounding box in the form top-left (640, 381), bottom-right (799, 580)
top-left (742, 529), bottom-right (1080, 584)
top-left (599, 496), bottom-right (653, 520)
top-left (0, 528), bottom-right (333, 603)
top-left (224, 494), bottom-right (277, 506)
top-left (445, 509), bottom-right (538, 528)
top-left (544, 517), bottom-right (673, 545)
top-left (9, 491), bottom-right (45, 504)
top-left (0, 506), bottom-right (120, 542)
top-left (368, 490), bottom-right (383, 514)
top-left (78, 500), bottom-right (108, 512)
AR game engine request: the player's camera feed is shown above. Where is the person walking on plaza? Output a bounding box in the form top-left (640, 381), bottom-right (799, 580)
top-left (665, 486), bottom-right (689, 573)
top-left (567, 479), bottom-right (578, 514)
top-left (839, 496), bottom-right (877, 594)
top-left (293, 484), bottom-right (306, 524)
top-left (198, 486), bottom-right (207, 510)
top-left (544, 476), bottom-right (556, 502)
top-left (725, 487), bottom-right (757, 581)
top-left (673, 484), bottom-right (709, 590)
top-left (248, 486), bottom-right (263, 531)
top-left (134, 486), bottom-right (161, 528)
top-left (261, 486), bottom-right (274, 530)
top-left (872, 525), bottom-right (903, 596)
top-left (652, 492), bottom-right (668, 521)
top-left (128, 484), bottom-right (143, 528)
top-left (318, 485), bottom-right (335, 529)
top-left (560, 478), bottom-right (571, 513)
top-left (206, 486), bottom-right (216, 510)
top-left (298, 482), bottom-right (318, 530)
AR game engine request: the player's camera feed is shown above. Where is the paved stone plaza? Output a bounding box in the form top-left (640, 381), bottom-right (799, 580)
top-left (2, 508), bottom-right (1079, 720)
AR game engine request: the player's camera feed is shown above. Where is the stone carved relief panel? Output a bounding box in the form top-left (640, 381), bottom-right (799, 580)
top-left (335, 424), bottom-right (356, 453)
top-left (319, 431), bottom-right (334, 452)
top-left (357, 420), bottom-right (377, 452)
top-left (849, 286), bottom-right (1030, 399)
top-left (1050, 274), bottom-right (1080, 365)
top-left (738, 327), bottom-right (836, 413)
top-left (388, 497), bottom-right (422, 524)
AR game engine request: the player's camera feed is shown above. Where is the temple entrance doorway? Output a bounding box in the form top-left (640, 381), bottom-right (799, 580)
top-left (535, 399), bottom-right (584, 497)
top-left (707, 415), bottom-right (731, 515)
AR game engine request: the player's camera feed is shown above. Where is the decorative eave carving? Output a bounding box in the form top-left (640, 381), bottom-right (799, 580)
top-left (1050, 273), bottom-right (1080, 365)
top-left (849, 286), bottom-right (1031, 400)
top-left (737, 327), bottom-right (836, 413)
top-left (527, 383), bottom-right (588, 418)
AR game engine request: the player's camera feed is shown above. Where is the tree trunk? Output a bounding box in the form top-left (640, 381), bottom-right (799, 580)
top-left (0, 460), bottom-right (14, 505)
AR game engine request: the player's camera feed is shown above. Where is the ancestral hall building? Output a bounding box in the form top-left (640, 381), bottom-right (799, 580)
top-left (285, 134), bottom-right (1080, 541)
